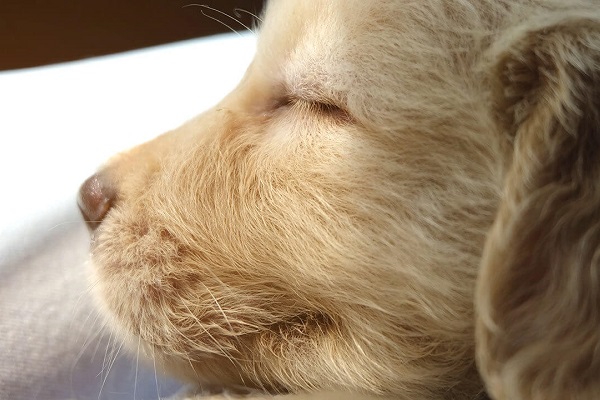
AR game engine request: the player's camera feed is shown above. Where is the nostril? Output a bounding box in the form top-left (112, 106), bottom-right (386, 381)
top-left (77, 173), bottom-right (116, 229)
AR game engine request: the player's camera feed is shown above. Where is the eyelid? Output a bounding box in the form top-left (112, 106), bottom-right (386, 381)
top-left (276, 94), bottom-right (351, 121)
top-left (310, 100), bottom-right (343, 114)
top-left (305, 98), bottom-right (352, 122)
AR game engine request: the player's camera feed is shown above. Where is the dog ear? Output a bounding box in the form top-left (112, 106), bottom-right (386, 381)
top-left (476, 9), bottom-right (600, 400)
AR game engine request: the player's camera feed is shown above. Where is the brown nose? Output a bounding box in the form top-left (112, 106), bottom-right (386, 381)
top-left (77, 173), bottom-right (116, 229)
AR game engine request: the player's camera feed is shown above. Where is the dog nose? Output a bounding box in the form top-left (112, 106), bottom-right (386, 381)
top-left (78, 173), bottom-right (116, 228)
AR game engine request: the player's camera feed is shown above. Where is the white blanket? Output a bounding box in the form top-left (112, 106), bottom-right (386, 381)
top-left (0, 32), bottom-right (256, 400)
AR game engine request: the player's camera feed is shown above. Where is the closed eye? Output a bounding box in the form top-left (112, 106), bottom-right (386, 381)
top-left (275, 95), bottom-right (351, 122)
top-left (311, 101), bottom-right (343, 114)
top-left (308, 100), bottom-right (352, 123)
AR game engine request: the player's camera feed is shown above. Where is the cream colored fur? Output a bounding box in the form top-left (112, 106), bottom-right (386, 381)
top-left (82, 1), bottom-right (600, 399)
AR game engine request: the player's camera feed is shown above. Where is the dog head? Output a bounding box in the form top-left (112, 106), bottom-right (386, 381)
top-left (78, 0), bottom-right (600, 398)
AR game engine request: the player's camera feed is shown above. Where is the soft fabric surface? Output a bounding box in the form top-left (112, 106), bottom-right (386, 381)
top-left (0, 32), bottom-right (255, 400)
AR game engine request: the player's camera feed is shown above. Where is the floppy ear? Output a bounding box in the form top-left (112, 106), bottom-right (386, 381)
top-left (476, 9), bottom-right (600, 400)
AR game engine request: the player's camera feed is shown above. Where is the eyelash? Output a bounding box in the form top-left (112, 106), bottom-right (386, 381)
top-left (310, 101), bottom-right (343, 114)
top-left (277, 96), bottom-right (349, 121)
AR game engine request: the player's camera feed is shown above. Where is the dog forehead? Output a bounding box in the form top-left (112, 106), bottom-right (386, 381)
top-left (246, 0), bottom-right (473, 125)
top-left (254, 0), bottom-right (390, 97)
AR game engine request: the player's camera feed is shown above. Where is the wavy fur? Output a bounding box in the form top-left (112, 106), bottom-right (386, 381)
top-left (82, 1), bottom-right (600, 399)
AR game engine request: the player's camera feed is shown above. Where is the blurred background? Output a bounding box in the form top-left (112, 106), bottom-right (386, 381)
top-left (0, 0), bottom-right (265, 71)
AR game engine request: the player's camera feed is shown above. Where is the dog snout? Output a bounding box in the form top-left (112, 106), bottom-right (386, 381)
top-left (78, 173), bottom-right (116, 229)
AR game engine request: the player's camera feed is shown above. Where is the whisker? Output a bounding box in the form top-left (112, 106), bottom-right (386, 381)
top-left (151, 346), bottom-right (162, 400)
top-left (184, 4), bottom-right (251, 36)
top-left (99, 337), bottom-right (125, 400)
top-left (70, 314), bottom-right (105, 399)
top-left (97, 332), bottom-right (113, 400)
top-left (100, 329), bottom-right (114, 378)
top-left (134, 335), bottom-right (141, 400)
top-left (90, 322), bottom-right (108, 364)
top-left (233, 8), bottom-right (263, 24)
top-left (186, 355), bottom-right (201, 381)
top-left (177, 293), bottom-right (252, 388)
top-left (69, 281), bottom-right (98, 332)
top-left (200, 280), bottom-right (235, 335)
top-left (81, 281), bottom-right (109, 366)
top-left (46, 219), bottom-right (86, 231)
top-left (178, 295), bottom-right (236, 364)
top-left (73, 311), bottom-right (103, 363)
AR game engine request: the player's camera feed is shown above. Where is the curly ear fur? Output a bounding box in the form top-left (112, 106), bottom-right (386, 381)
top-left (476, 8), bottom-right (600, 400)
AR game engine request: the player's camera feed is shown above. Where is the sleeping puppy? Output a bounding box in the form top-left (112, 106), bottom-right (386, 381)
top-left (78, 0), bottom-right (600, 399)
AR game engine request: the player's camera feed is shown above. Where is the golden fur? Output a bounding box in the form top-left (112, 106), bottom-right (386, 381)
top-left (78, 1), bottom-right (600, 399)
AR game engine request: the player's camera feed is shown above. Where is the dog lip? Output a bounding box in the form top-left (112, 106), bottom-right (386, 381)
top-left (77, 173), bottom-right (116, 230)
